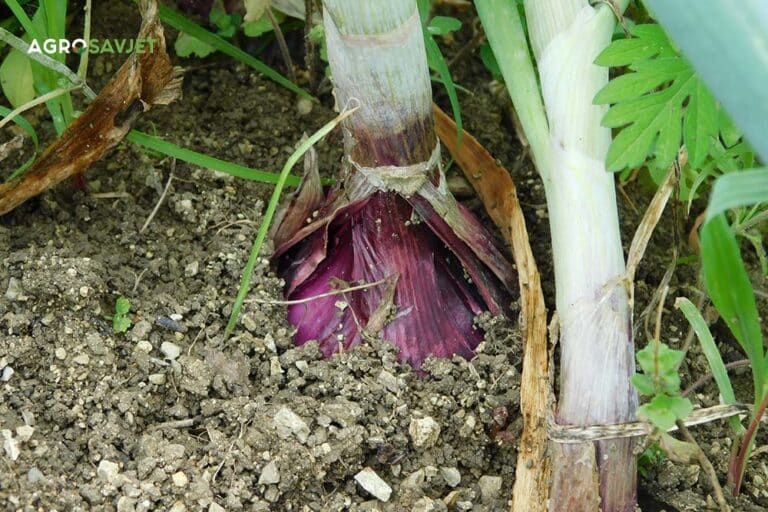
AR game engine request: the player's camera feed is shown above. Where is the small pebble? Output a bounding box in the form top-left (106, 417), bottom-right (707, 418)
top-left (1, 366), bottom-right (14, 382)
top-left (134, 340), bottom-right (153, 354)
top-left (297, 97), bottom-right (313, 116)
top-left (55, 347), bottom-right (67, 360)
top-left (184, 261), bottom-right (199, 277)
top-left (148, 373), bottom-right (166, 385)
top-left (478, 475), bottom-right (503, 503)
top-left (409, 416), bottom-right (441, 448)
top-left (171, 471), bottom-right (188, 487)
top-left (258, 461), bottom-right (280, 485)
top-left (440, 467), bottom-right (461, 488)
top-left (15, 425), bottom-right (34, 442)
top-left (73, 354), bottom-right (90, 365)
top-left (160, 342), bottom-right (181, 360)
top-left (27, 467), bottom-right (45, 484)
top-left (354, 467), bottom-right (392, 502)
top-left (97, 460), bottom-right (120, 483)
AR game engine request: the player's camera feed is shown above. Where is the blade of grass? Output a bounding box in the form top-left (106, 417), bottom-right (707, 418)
top-left (157, 4), bottom-right (315, 102)
top-left (700, 214), bottom-right (765, 399)
top-left (5, 0), bottom-right (40, 40)
top-left (675, 297), bottom-right (742, 433)
top-left (0, 105), bottom-right (39, 180)
top-left (126, 130), bottom-right (302, 186)
top-left (225, 105), bottom-right (358, 336)
top-left (707, 169), bottom-right (768, 220)
top-left (424, 34), bottom-right (462, 145)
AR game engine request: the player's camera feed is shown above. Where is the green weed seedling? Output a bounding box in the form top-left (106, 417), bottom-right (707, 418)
top-left (113, 296), bottom-right (133, 333)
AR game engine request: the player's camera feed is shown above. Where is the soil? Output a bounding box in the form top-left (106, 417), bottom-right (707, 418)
top-left (1, 1), bottom-right (766, 511)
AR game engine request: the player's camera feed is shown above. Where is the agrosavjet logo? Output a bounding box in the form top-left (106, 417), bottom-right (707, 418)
top-left (27, 38), bottom-right (158, 55)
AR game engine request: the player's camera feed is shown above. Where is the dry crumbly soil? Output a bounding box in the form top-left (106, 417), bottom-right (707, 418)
top-left (1, 1), bottom-right (767, 511)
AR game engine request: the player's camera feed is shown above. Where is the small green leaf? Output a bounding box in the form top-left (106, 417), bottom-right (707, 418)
top-left (0, 49), bottom-right (36, 108)
top-left (115, 297), bottom-right (131, 315)
top-left (639, 394), bottom-right (693, 431)
top-left (638, 400), bottom-right (676, 431)
top-left (243, 15), bottom-right (274, 38)
top-left (113, 316), bottom-right (132, 333)
top-left (636, 345), bottom-right (655, 374)
top-left (174, 32), bottom-right (216, 58)
top-left (656, 344), bottom-right (685, 375)
top-left (428, 16), bottom-right (461, 36)
top-left (631, 373), bottom-right (655, 396)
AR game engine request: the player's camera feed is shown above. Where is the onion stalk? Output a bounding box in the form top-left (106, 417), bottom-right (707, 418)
top-left (272, 0), bottom-right (515, 368)
top-left (477, 0), bottom-right (636, 510)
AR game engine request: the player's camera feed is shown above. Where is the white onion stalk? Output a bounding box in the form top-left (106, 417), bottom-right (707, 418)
top-left (529, 1), bottom-right (637, 510)
top-left (478, 0), bottom-right (636, 509)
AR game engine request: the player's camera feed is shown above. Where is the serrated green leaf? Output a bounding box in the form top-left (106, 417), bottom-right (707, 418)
top-left (667, 395), bottom-right (694, 420)
top-left (113, 316), bottom-right (132, 333)
top-left (654, 103), bottom-right (681, 170)
top-left (640, 394), bottom-right (693, 431)
top-left (593, 68), bottom-right (671, 104)
top-left (630, 23), bottom-right (669, 43)
top-left (656, 344), bottom-right (685, 371)
top-left (174, 31), bottom-right (216, 58)
top-left (631, 373), bottom-right (656, 396)
top-left (684, 81), bottom-right (719, 168)
top-left (636, 345), bottom-right (655, 375)
top-left (594, 37), bottom-right (663, 67)
top-left (638, 399), bottom-right (676, 431)
top-left (719, 109), bottom-right (742, 148)
top-left (115, 297), bottom-right (131, 315)
top-left (596, 22), bottom-right (726, 174)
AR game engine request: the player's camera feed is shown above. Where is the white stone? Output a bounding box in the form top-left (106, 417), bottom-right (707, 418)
top-left (273, 407), bottom-right (309, 443)
top-left (73, 354), bottom-right (90, 365)
top-left (258, 461), bottom-right (280, 485)
top-left (27, 467), bottom-right (45, 484)
top-left (171, 471), bottom-right (188, 487)
top-left (5, 277), bottom-right (23, 301)
top-left (148, 373), bottom-right (166, 385)
top-left (184, 261), bottom-right (199, 277)
top-left (208, 503), bottom-right (225, 512)
top-left (2, 430), bottom-right (19, 461)
top-left (409, 416), bottom-right (441, 448)
top-left (160, 342), bottom-right (181, 360)
top-left (97, 460), bottom-right (120, 483)
top-left (354, 467), bottom-right (392, 502)
top-left (1, 366), bottom-right (14, 382)
top-left (55, 347), bottom-right (67, 360)
top-left (478, 475), bottom-right (503, 502)
top-left (440, 467), bottom-right (461, 488)
top-left (134, 340), bottom-right (153, 354)
top-left (15, 425), bottom-right (34, 442)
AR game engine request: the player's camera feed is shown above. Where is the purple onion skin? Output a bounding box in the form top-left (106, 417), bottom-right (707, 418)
top-left (276, 188), bottom-right (512, 369)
